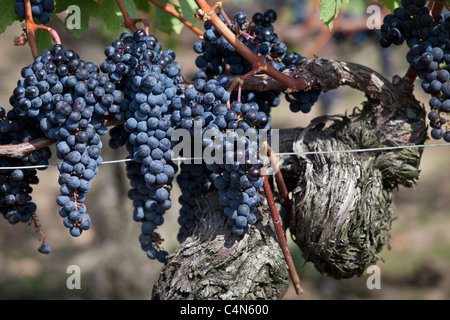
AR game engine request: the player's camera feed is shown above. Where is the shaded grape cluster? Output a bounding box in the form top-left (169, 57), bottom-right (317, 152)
top-left (205, 99), bottom-right (270, 236)
top-left (176, 163), bottom-right (214, 242)
top-left (0, 107), bottom-right (51, 225)
top-left (14, 0), bottom-right (55, 25)
top-left (379, 0), bottom-right (450, 141)
top-left (192, 9), bottom-right (321, 116)
top-left (167, 74), bottom-right (271, 237)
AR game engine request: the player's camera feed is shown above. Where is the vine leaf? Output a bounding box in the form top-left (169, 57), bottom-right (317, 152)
top-left (377, 0), bottom-right (402, 11)
top-left (178, 0), bottom-right (198, 25)
top-left (35, 28), bottom-right (53, 54)
top-left (0, 0), bottom-right (19, 35)
top-left (54, 0), bottom-right (99, 38)
top-left (319, 0), bottom-right (346, 29)
top-left (99, 0), bottom-right (139, 35)
top-left (154, 0), bottom-right (185, 34)
top-left (135, 0), bottom-right (151, 12)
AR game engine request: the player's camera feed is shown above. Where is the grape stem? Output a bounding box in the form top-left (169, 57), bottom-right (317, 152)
top-left (129, 18), bottom-right (150, 35)
top-left (226, 67), bottom-right (261, 98)
top-left (23, 0), bottom-right (61, 59)
top-left (116, 0), bottom-right (138, 33)
top-left (30, 212), bottom-right (48, 245)
top-left (216, 1), bottom-right (232, 26)
top-left (262, 141), bottom-right (293, 226)
top-left (260, 164), bottom-right (303, 295)
top-left (147, 0), bottom-right (204, 36)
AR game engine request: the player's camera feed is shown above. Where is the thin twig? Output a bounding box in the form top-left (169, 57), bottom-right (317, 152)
top-left (262, 142), bottom-right (293, 225)
top-left (116, 0), bottom-right (138, 33)
top-left (131, 18), bottom-right (150, 35)
top-left (260, 164), bottom-right (303, 295)
top-left (303, 7), bottom-right (342, 59)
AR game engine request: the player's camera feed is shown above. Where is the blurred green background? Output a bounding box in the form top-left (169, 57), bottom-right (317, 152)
top-left (0, 0), bottom-right (449, 300)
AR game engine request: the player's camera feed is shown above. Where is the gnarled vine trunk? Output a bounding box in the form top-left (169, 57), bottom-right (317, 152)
top-left (151, 58), bottom-right (427, 300)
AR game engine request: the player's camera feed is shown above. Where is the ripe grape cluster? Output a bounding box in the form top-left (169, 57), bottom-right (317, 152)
top-left (0, 107), bottom-right (52, 253)
top-left (9, 44), bottom-right (125, 238)
top-left (14, 0), bottom-right (55, 25)
top-left (379, 0), bottom-right (450, 142)
top-left (171, 76), bottom-right (270, 238)
top-left (192, 9), bottom-right (321, 116)
top-left (205, 99), bottom-right (269, 236)
top-left (103, 30), bottom-right (184, 262)
top-left (176, 163), bottom-right (214, 242)
top-left (0, 107), bottom-right (51, 225)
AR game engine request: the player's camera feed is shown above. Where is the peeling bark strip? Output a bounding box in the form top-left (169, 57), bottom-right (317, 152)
top-left (152, 58), bottom-right (427, 298)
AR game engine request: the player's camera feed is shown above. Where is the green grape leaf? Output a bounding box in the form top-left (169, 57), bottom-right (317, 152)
top-left (135, 0), bottom-right (151, 12)
top-left (0, 0), bottom-right (19, 35)
top-left (377, 0), bottom-right (402, 11)
top-left (319, 0), bottom-right (343, 30)
top-left (154, 0), bottom-right (184, 34)
top-left (35, 28), bottom-right (54, 54)
top-left (178, 0), bottom-right (198, 25)
top-left (53, 0), bottom-right (100, 38)
top-left (98, 0), bottom-right (138, 35)
top-left (68, 2), bottom-right (98, 38)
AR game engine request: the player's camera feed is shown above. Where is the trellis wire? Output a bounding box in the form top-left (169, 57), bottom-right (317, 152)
top-left (0, 142), bottom-right (449, 170)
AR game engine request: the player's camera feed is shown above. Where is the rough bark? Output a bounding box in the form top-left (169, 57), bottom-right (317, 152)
top-left (151, 193), bottom-right (289, 300)
top-left (150, 58), bottom-right (427, 299)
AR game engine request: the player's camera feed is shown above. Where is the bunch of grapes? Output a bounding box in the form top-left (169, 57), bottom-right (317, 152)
top-left (192, 9), bottom-right (322, 116)
top-left (176, 163), bottom-right (214, 242)
top-left (0, 107), bottom-right (51, 224)
top-left (14, 0), bottom-right (55, 25)
top-left (9, 44), bottom-right (125, 238)
top-left (0, 107), bottom-right (52, 253)
top-left (167, 76), bottom-right (270, 238)
top-left (205, 99), bottom-right (270, 236)
top-left (103, 30), bottom-right (185, 262)
top-left (2, 8), bottom-right (305, 262)
top-left (379, 0), bottom-right (450, 141)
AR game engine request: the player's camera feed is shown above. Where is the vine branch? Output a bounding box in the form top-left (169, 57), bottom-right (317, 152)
top-left (22, 0), bottom-right (61, 58)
